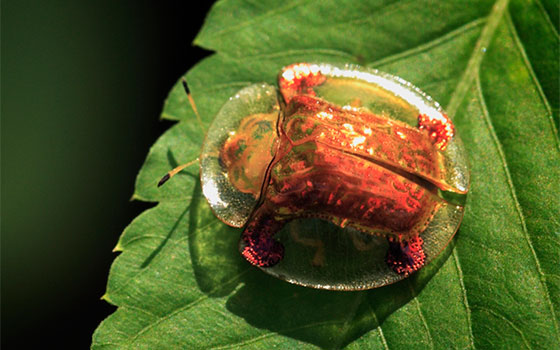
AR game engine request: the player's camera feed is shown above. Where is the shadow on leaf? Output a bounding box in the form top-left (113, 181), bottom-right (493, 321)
top-left (140, 204), bottom-right (190, 268)
top-left (225, 241), bottom-right (453, 348)
top-left (186, 172), bottom-right (455, 348)
top-left (188, 178), bottom-right (249, 297)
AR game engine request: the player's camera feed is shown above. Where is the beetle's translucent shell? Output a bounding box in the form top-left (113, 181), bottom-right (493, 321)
top-left (200, 84), bottom-right (279, 227)
top-left (200, 63), bottom-right (469, 290)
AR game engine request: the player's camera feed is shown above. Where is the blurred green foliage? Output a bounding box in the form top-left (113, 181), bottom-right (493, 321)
top-left (1, 1), bottom-right (211, 348)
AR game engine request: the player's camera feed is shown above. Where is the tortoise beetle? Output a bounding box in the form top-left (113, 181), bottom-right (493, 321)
top-left (195, 63), bottom-right (469, 290)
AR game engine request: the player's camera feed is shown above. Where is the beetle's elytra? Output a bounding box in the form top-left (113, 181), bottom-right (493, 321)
top-left (197, 63), bottom-right (469, 290)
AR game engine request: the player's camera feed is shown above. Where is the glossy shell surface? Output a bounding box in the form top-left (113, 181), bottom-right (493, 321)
top-left (200, 63), bottom-right (469, 290)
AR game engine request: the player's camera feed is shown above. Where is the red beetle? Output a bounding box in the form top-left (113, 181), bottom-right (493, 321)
top-left (165, 63), bottom-right (469, 290)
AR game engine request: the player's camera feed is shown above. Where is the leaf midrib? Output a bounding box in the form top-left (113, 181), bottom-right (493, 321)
top-left (444, 0), bottom-right (559, 343)
top-left (452, 250), bottom-right (476, 349)
top-left (446, 0), bottom-right (509, 117)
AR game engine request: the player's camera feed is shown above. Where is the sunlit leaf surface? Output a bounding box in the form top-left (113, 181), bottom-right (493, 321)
top-left (92, 0), bottom-right (559, 348)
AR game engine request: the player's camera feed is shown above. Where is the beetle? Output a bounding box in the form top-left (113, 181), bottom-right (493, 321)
top-left (161, 63), bottom-right (469, 290)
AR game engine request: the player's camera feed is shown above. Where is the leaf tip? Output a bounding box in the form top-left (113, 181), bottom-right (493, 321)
top-left (112, 241), bottom-right (124, 252)
top-left (100, 293), bottom-right (111, 302)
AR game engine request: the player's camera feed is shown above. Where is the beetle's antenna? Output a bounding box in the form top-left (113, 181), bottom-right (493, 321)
top-left (157, 158), bottom-right (199, 187)
top-left (181, 78), bottom-right (189, 95)
top-left (181, 77), bottom-right (203, 129)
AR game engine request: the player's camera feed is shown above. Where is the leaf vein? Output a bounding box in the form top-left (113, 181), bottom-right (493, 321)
top-left (126, 269), bottom-right (251, 348)
top-left (127, 295), bottom-right (209, 348)
top-left (328, 0), bottom-right (417, 28)
top-left (193, 81), bottom-right (256, 94)
top-left (234, 48), bottom-right (356, 61)
top-left (452, 250), bottom-right (476, 349)
top-left (366, 301), bottom-right (390, 350)
top-left (475, 75), bottom-right (560, 339)
top-left (122, 304), bottom-right (159, 319)
top-left (203, 0), bottom-right (307, 39)
top-left (334, 292), bottom-right (366, 349)
top-left (119, 234), bottom-right (174, 249)
top-left (368, 17), bottom-right (486, 68)
top-left (534, 0), bottom-right (560, 40)
top-left (208, 320), bottom-right (342, 350)
top-left (471, 305), bottom-right (532, 349)
top-left (108, 234), bottom-right (191, 297)
top-left (503, 12), bottom-right (560, 149)
top-left (407, 280), bottom-right (434, 349)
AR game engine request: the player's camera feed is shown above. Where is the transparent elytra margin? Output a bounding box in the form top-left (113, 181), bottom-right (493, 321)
top-left (200, 63), bottom-right (469, 290)
top-left (265, 201), bottom-right (463, 290)
top-left (200, 83), bottom-right (279, 228)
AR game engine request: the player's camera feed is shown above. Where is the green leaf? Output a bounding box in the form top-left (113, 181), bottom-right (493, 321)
top-left (92, 0), bottom-right (560, 349)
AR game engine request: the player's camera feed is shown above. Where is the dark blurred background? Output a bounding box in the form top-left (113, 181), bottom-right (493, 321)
top-left (1, 1), bottom-right (214, 348)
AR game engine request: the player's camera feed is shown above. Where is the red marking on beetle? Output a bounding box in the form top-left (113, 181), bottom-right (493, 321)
top-left (418, 113), bottom-right (455, 150)
top-left (411, 188), bottom-right (424, 200)
top-left (406, 196), bottom-right (421, 211)
top-left (241, 216), bottom-right (285, 267)
top-left (279, 63), bottom-right (327, 103)
top-left (392, 179), bottom-right (408, 193)
top-left (385, 235), bottom-right (425, 275)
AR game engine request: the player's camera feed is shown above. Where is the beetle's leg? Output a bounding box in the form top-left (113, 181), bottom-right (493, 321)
top-left (385, 235), bottom-right (425, 276)
top-left (240, 205), bottom-right (285, 268)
